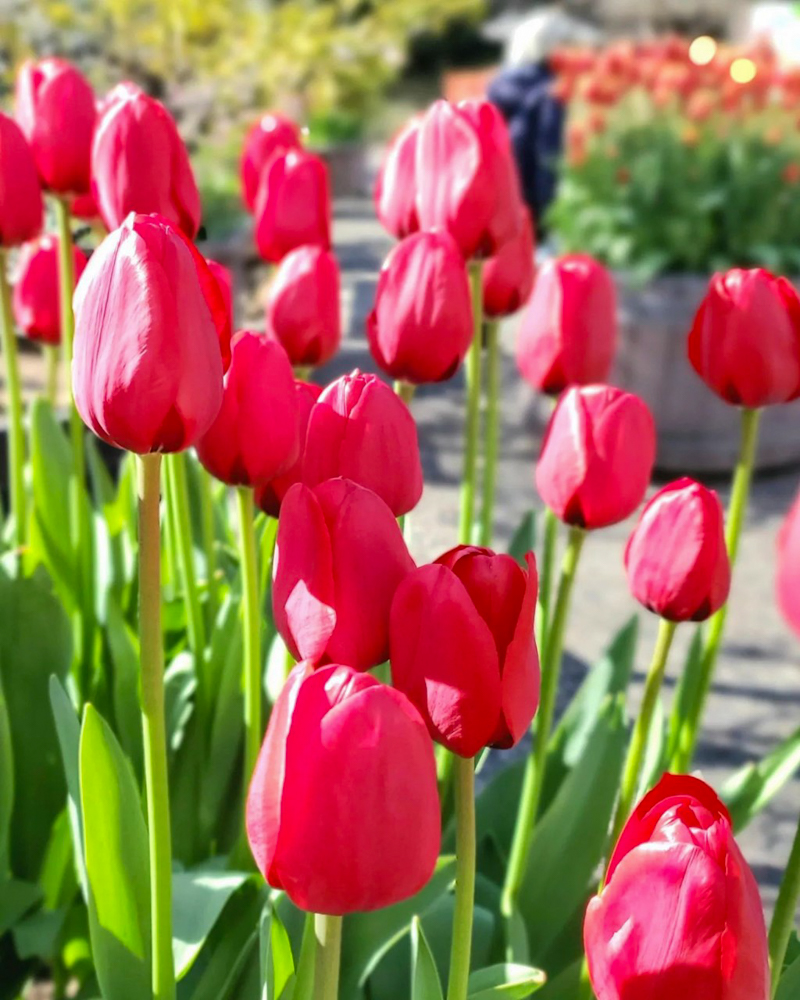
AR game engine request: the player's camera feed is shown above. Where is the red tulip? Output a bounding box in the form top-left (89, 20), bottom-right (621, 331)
top-left (688, 268), bottom-right (800, 407)
top-left (625, 478), bottom-right (730, 621)
top-left (482, 209), bottom-right (536, 318)
top-left (391, 547), bottom-right (539, 757)
top-left (375, 117), bottom-right (419, 239)
top-left (516, 255), bottom-right (617, 394)
top-left (777, 489), bottom-right (800, 637)
top-left (416, 99), bottom-right (522, 259)
top-left (254, 149), bottom-right (331, 263)
top-left (91, 83), bottom-right (201, 237)
top-left (273, 479), bottom-right (414, 669)
top-left (12, 235), bottom-right (88, 345)
top-left (70, 190), bottom-right (100, 222)
top-left (536, 385), bottom-right (656, 529)
top-left (15, 58), bottom-right (96, 195)
top-left (196, 332), bottom-right (299, 487)
top-left (73, 213), bottom-right (223, 453)
top-left (302, 370), bottom-right (423, 517)
top-left (255, 380), bottom-right (322, 517)
top-left (246, 661), bottom-right (440, 914)
top-left (205, 258), bottom-right (234, 332)
top-left (240, 113), bottom-right (301, 212)
top-left (585, 774), bottom-right (769, 1000)
top-left (367, 231), bottom-right (473, 384)
top-left (0, 113), bottom-right (43, 247)
top-left (265, 246), bottom-right (340, 366)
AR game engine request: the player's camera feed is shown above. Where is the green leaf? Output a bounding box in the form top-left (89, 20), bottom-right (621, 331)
top-left (80, 704), bottom-right (151, 1000)
top-left (777, 956), bottom-right (800, 1000)
top-left (722, 721), bottom-right (800, 831)
top-left (508, 512), bottom-right (537, 567)
top-left (531, 959), bottom-right (581, 1000)
top-left (467, 964), bottom-right (546, 1000)
top-left (49, 676), bottom-right (87, 897)
top-left (411, 916), bottom-right (444, 1000)
top-left (12, 906), bottom-right (67, 960)
top-left (106, 599), bottom-right (144, 780)
top-left (173, 870), bottom-right (248, 979)
top-left (165, 652), bottom-right (197, 758)
top-left (260, 900), bottom-right (295, 1000)
top-left (665, 628), bottom-right (704, 767)
top-left (0, 879), bottom-right (42, 935)
top-left (0, 671), bottom-right (12, 878)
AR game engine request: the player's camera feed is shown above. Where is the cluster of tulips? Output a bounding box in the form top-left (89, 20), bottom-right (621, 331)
top-left (2, 49), bottom-right (800, 1000)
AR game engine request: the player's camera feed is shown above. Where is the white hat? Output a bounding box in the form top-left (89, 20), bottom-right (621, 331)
top-left (507, 6), bottom-right (602, 66)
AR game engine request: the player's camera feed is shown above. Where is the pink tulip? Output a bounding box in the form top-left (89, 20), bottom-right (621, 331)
top-left (254, 149), bottom-right (331, 263)
top-left (265, 246), bottom-right (340, 367)
top-left (13, 235), bottom-right (88, 345)
top-left (0, 113), bottom-right (43, 247)
top-left (240, 113), bottom-right (302, 212)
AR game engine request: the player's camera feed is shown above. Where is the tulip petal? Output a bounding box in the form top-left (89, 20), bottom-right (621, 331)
top-left (497, 552), bottom-right (540, 747)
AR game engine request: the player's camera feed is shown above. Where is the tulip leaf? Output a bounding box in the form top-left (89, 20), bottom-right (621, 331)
top-left (508, 511), bottom-right (537, 567)
top-left (173, 870), bottom-right (248, 979)
top-left (105, 598), bottom-right (144, 781)
top-left (665, 628), bottom-right (705, 768)
top-left (722, 721), bottom-right (800, 832)
top-left (529, 959), bottom-right (581, 1000)
top-left (79, 703), bottom-right (152, 1000)
top-left (410, 916), bottom-right (444, 1000)
top-left (0, 670), bottom-right (13, 878)
top-left (777, 956), bottom-right (800, 1000)
top-left (49, 676), bottom-right (87, 898)
top-left (0, 879), bottom-right (43, 936)
top-left (467, 963), bottom-right (546, 1000)
top-left (259, 900), bottom-right (295, 1000)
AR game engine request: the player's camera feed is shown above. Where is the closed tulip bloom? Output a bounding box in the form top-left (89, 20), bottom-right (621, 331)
top-left (255, 149), bottom-right (331, 263)
top-left (625, 478), bottom-right (730, 621)
top-left (240, 112), bottom-right (301, 212)
top-left (246, 661), bottom-right (440, 914)
top-left (303, 370), bottom-right (423, 516)
top-left (367, 231), bottom-right (473, 384)
top-left (536, 385), bottom-right (656, 529)
top-left (777, 490), bottom-right (800, 637)
top-left (73, 213), bottom-right (223, 453)
top-left (13, 235), bottom-right (88, 345)
top-left (688, 268), bottom-right (800, 407)
top-left (0, 113), bottom-right (43, 247)
top-left (516, 254), bottom-right (617, 394)
top-left (391, 547), bottom-right (539, 757)
top-left (196, 332), bottom-right (299, 487)
top-left (265, 246), bottom-right (341, 366)
top-left (416, 99), bottom-right (523, 259)
top-left (205, 258), bottom-right (234, 331)
top-left (70, 190), bottom-right (100, 221)
top-left (482, 208), bottom-right (536, 318)
top-left (15, 58), bottom-right (96, 194)
top-left (92, 84), bottom-right (202, 237)
top-left (585, 774), bottom-right (769, 1000)
top-left (375, 117), bottom-right (419, 239)
top-left (273, 479), bottom-right (414, 669)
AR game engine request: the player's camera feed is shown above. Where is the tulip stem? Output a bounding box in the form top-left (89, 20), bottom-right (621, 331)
top-left (459, 261), bottom-right (483, 545)
top-left (313, 913), bottom-right (342, 1000)
top-left (447, 755), bottom-right (476, 1000)
top-left (536, 506), bottom-right (559, 651)
top-left (44, 344), bottom-right (59, 407)
top-left (199, 468), bottom-right (218, 626)
top-left (137, 453), bottom-right (175, 1000)
top-left (500, 524), bottom-right (585, 926)
top-left (165, 452), bottom-right (206, 660)
top-left (0, 250), bottom-right (26, 557)
top-left (394, 379), bottom-right (416, 406)
top-left (478, 319), bottom-right (500, 547)
top-left (236, 487), bottom-right (262, 792)
top-left (669, 406), bottom-right (761, 771)
top-left (769, 811), bottom-right (800, 995)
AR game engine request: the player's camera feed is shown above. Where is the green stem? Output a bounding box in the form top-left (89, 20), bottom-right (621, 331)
top-left (459, 262), bottom-right (483, 546)
top-left (165, 452), bottom-right (206, 659)
top-left (536, 507), bottom-right (559, 652)
top-left (313, 913), bottom-right (342, 1000)
top-left (394, 380), bottom-right (416, 406)
top-left (199, 468), bottom-right (218, 626)
top-left (294, 365), bottom-right (312, 382)
top-left (669, 407), bottom-right (761, 771)
top-left (478, 319), bottom-right (500, 547)
top-left (236, 487), bottom-right (262, 787)
top-left (137, 454), bottom-right (175, 1000)
top-left (0, 250), bottom-right (26, 555)
top-left (54, 196), bottom-right (85, 485)
top-left (447, 756), bottom-right (476, 1000)
top-left (501, 524), bottom-right (585, 921)
top-left (45, 343), bottom-right (59, 408)
top-left (769, 813), bottom-right (800, 996)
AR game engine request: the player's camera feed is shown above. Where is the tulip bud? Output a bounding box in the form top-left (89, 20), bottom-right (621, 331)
top-left (265, 246), bottom-right (341, 367)
top-left (92, 84), bottom-right (201, 237)
top-left (585, 774), bottom-right (769, 1000)
top-left (688, 268), bottom-right (800, 407)
top-left (367, 231), bottom-right (473, 384)
top-left (205, 258), bottom-right (234, 332)
top-left (254, 149), bottom-right (331, 263)
top-left (0, 113), bottom-right (43, 247)
top-left (73, 213), bottom-right (223, 453)
top-left (246, 661), bottom-right (440, 914)
top-left (416, 99), bottom-right (523, 259)
top-left (273, 479), bottom-right (414, 669)
top-left (15, 58), bottom-right (96, 195)
top-left (516, 255), bottom-right (617, 394)
top-left (391, 547), bottom-right (539, 758)
top-left (537, 385), bottom-right (656, 529)
top-left (625, 478), bottom-right (730, 621)
top-left (13, 235), bottom-right (88, 345)
top-left (302, 370), bottom-right (423, 517)
top-left (375, 117), bottom-right (419, 239)
top-left (482, 208), bottom-right (536, 318)
top-left (777, 489), bottom-right (800, 637)
top-left (240, 113), bottom-right (301, 212)
top-left (71, 190), bottom-right (100, 222)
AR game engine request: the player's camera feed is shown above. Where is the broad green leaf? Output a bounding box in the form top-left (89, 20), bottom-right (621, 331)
top-left (665, 628), bottom-right (704, 768)
top-left (411, 916), bottom-right (444, 1000)
top-left (173, 870), bottom-right (248, 979)
top-left (0, 671), bottom-right (12, 877)
top-left (80, 704), bottom-right (151, 1000)
top-left (723, 722), bottom-right (800, 831)
top-left (12, 906), bottom-right (66, 960)
top-left (259, 900), bottom-right (295, 1000)
top-left (531, 959), bottom-right (581, 1000)
top-left (467, 963), bottom-right (546, 1000)
top-left (777, 956), bottom-right (800, 1000)
top-left (38, 808), bottom-right (78, 910)
top-left (105, 599), bottom-right (143, 780)
top-left (508, 511), bottom-right (537, 567)
top-left (165, 652), bottom-right (197, 758)
top-left (637, 694), bottom-right (667, 800)
top-left (49, 676), bottom-right (87, 897)
top-left (0, 879), bottom-right (42, 935)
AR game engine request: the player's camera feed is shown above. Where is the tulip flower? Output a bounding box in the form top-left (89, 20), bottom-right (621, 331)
top-left (196, 331), bottom-right (299, 487)
top-left (0, 113), bottom-right (43, 247)
top-left (240, 112), bottom-right (301, 212)
top-left (254, 149), bottom-right (331, 263)
top-left (71, 190), bottom-right (100, 222)
top-left (390, 546), bottom-right (539, 757)
top-left (536, 385), bottom-right (656, 529)
top-left (367, 231), bottom-right (473, 384)
top-left (265, 246), bottom-right (341, 367)
top-left (585, 774), bottom-right (770, 1000)
top-left (482, 208), bottom-right (536, 318)
top-left (625, 478), bottom-right (730, 622)
top-left (375, 117), bottom-right (419, 239)
top-left (777, 489), bottom-right (800, 637)
top-left (92, 84), bottom-right (202, 237)
top-left (516, 254), bottom-right (617, 394)
top-left (205, 258), bottom-right (234, 332)
top-left (73, 213), bottom-right (223, 453)
top-left (15, 58), bottom-right (96, 195)
top-left (688, 268), bottom-right (800, 407)
top-left (303, 370), bottom-right (423, 517)
top-left (246, 661), bottom-right (440, 914)
top-left (416, 99), bottom-right (523, 259)
top-left (12, 234), bottom-right (88, 344)
top-left (273, 479), bottom-right (415, 669)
